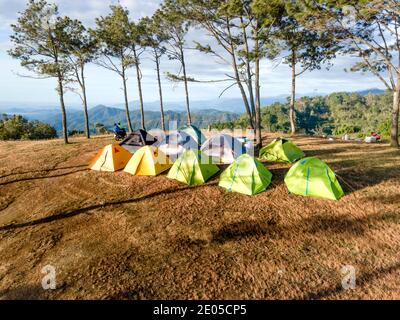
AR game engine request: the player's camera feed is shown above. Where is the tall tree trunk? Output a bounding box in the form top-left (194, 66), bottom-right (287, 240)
top-left (155, 53), bottom-right (165, 131)
top-left (180, 46), bottom-right (191, 125)
top-left (227, 19), bottom-right (254, 129)
top-left (254, 28), bottom-right (262, 154)
top-left (57, 75), bottom-right (68, 144)
top-left (133, 47), bottom-right (145, 130)
top-left (289, 49), bottom-right (297, 135)
top-left (121, 65), bottom-right (133, 132)
top-left (80, 64), bottom-right (90, 139)
top-left (231, 51), bottom-right (255, 129)
top-left (254, 60), bottom-right (262, 153)
top-left (391, 83), bottom-right (400, 147)
top-left (241, 17), bottom-right (256, 123)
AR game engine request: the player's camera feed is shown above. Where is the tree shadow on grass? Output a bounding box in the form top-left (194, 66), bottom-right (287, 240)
top-left (211, 211), bottom-right (399, 245)
top-left (0, 284), bottom-right (45, 300)
top-left (302, 214), bottom-right (368, 236)
top-left (0, 165), bottom-right (88, 180)
top-left (364, 194), bottom-right (400, 206)
top-left (105, 286), bottom-right (153, 300)
top-left (302, 211), bottom-right (400, 237)
top-left (0, 168), bottom-right (88, 186)
top-left (212, 218), bottom-right (281, 244)
top-left (304, 147), bottom-right (349, 158)
top-left (0, 198), bottom-right (15, 212)
top-left (335, 165), bottom-right (400, 194)
top-left (296, 140), bottom-right (340, 147)
top-left (0, 181), bottom-right (219, 232)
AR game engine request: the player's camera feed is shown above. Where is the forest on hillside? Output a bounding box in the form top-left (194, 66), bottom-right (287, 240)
top-left (0, 114), bottom-right (57, 140)
top-left (212, 91), bottom-right (393, 138)
top-left (0, 90), bottom-right (393, 140)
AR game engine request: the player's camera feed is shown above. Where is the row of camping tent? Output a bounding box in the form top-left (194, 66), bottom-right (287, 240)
top-left (119, 126), bottom-right (249, 163)
top-left (89, 127), bottom-right (344, 200)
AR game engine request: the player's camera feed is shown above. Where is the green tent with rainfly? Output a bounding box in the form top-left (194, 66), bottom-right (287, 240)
top-left (180, 125), bottom-right (206, 145)
top-left (219, 154), bottom-right (273, 195)
top-left (284, 157), bottom-right (344, 200)
top-left (167, 149), bottom-right (219, 186)
top-left (259, 138), bottom-right (305, 163)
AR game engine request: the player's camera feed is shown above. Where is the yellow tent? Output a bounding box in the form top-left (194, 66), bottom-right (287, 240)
top-left (89, 143), bottom-right (132, 172)
top-left (124, 146), bottom-right (172, 176)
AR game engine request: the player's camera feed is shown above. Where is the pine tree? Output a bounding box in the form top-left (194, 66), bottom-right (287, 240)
top-left (9, 0), bottom-right (71, 143)
top-left (93, 5), bottom-right (135, 132)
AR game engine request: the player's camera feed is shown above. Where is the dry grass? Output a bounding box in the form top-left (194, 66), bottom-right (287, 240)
top-left (0, 133), bottom-right (399, 300)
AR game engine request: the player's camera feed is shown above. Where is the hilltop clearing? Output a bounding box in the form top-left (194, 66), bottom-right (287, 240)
top-left (0, 134), bottom-right (399, 299)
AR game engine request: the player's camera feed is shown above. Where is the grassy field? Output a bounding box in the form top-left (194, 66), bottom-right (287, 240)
top-left (0, 133), bottom-right (399, 299)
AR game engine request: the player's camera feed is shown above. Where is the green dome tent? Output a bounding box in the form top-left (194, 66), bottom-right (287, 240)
top-left (219, 154), bottom-right (273, 195)
top-left (167, 149), bottom-right (219, 186)
top-left (180, 125), bottom-right (206, 145)
top-left (284, 157), bottom-right (344, 200)
top-left (259, 138), bottom-right (305, 163)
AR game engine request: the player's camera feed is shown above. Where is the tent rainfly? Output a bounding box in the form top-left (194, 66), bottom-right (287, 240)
top-left (124, 146), bottom-right (172, 176)
top-left (167, 149), bottom-right (219, 186)
top-left (284, 157), bottom-right (344, 200)
top-left (219, 154), bottom-right (273, 195)
top-left (89, 144), bottom-right (132, 172)
top-left (259, 138), bottom-right (305, 163)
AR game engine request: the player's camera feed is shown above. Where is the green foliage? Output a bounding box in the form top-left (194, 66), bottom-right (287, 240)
top-left (61, 17), bottom-right (98, 89)
top-left (93, 5), bottom-right (135, 72)
top-left (155, 1), bottom-right (189, 59)
top-left (274, 1), bottom-right (338, 72)
top-left (6, 0), bottom-right (399, 146)
top-left (140, 16), bottom-right (169, 52)
top-left (261, 102), bottom-right (291, 132)
top-left (63, 19), bottom-right (97, 65)
top-left (94, 123), bottom-right (108, 135)
top-left (8, 0), bottom-right (71, 80)
top-left (8, 0), bottom-right (75, 143)
top-left (68, 130), bottom-right (84, 136)
top-left (0, 115), bottom-right (57, 140)
top-left (293, 0), bottom-right (400, 146)
top-left (94, 5), bottom-right (132, 58)
top-left (214, 91), bottom-right (394, 137)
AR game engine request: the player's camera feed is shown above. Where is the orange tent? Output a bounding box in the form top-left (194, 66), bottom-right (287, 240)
top-left (124, 146), bottom-right (172, 176)
top-left (89, 144), bottom-right (132, 172)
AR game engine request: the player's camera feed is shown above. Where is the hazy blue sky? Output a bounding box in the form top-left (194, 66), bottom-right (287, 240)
top-left (0, 0), bottom-right (385, 108)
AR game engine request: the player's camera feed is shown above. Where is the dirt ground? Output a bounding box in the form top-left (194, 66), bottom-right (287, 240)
top-left (0, 133), bottom-right (399, 300)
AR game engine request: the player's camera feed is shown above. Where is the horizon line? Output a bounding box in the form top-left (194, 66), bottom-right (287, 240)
top-left (0, 87), bottom-right (386, 108)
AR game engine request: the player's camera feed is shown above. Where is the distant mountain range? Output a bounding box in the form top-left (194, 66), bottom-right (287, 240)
top-left (353, 88), bottom-right (386, 95)
top-left (0, 88), bottom-right (386, 133)
top-left (18, 105), bottom-right (239, 133)
top-left (111, 96), bottom-right (293, 114)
